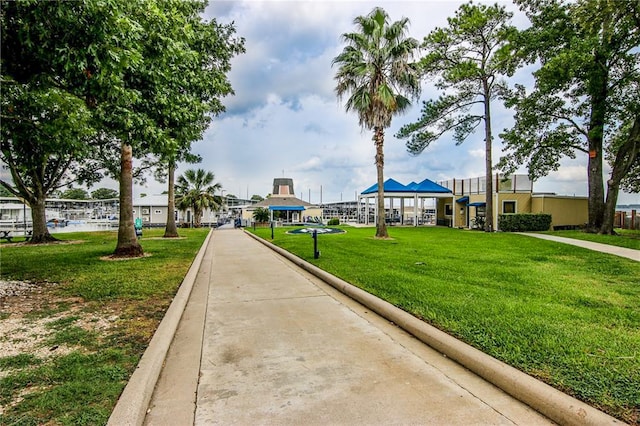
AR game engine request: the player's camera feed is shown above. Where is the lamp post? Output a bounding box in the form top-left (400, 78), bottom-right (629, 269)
top-left (221, 190), bottom-right (227, 223)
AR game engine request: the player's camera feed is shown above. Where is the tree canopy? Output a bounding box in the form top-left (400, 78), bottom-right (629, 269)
top-left (500, 0), bottom-right (640, 233)
top-left (396, 2), bottom-right (516, 232)
top-left (1, 0), bottom-right (243, 249)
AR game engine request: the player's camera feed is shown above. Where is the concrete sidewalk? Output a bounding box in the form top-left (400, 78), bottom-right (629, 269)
top-left (107, 227), bottom-right (633, 425)
top-left (144, 228), bottom-right (554, 425)
top-left (519, 233), bottom-right (639, 262)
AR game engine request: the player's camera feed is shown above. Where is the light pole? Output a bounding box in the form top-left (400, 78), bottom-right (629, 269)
top-left (221, 190), bottom-right (227, 222)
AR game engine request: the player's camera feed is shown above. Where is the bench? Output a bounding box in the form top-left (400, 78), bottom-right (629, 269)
top-left (0, 230), bottom-right (33, 242)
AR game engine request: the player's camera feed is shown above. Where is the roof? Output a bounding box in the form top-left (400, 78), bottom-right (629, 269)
top-left (361, 178), bottom-right (414, 195)
top-left (272, 178), bottom-right (295, 197)
top-left (413, 178), bottom-right (452, 193)
top-left (268, 206), bottom-right (305, 211)
top-left (361, 178), bottom-right (452, 195)
top-left (253, 196), bottom-right (315, 208)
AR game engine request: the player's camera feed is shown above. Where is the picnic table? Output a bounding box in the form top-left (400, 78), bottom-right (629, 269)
top-left (0, 230), bottom-right (33, 242)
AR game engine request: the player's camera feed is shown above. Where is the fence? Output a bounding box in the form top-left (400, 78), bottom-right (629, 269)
top-left (614, 210), bottom-right (638, 230)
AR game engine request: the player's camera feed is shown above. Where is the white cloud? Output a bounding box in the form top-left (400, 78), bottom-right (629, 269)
top-left (124, 0), bottom-right (639, 207)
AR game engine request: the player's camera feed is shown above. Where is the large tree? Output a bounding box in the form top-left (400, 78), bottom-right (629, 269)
top-left (176, 169), bottom-right (222, 228)
top-left (332, 7), bottom-right (421, 238)
top-left (110, 1), bottom-right (242, 250)
top-left (1, 0), bottom-right (142, 245)
top-left (1, 0), bottom-right (243, 253)
top-left (499, 0), bottom-right (640, 234)
top-left (0, 83), bottom-right (99, 243)
top-left (396, 2), bottom-right (516, 232)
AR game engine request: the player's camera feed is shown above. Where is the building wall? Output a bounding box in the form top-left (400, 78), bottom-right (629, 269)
top-left (531, 195), bottom-right (588, 229)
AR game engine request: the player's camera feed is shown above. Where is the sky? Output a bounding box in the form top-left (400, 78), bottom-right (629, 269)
top-left (137, 0), bottom-right (638, 206)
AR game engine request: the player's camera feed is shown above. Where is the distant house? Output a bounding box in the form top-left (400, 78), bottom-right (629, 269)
top-left (241, 178), bottom-right (323, 224)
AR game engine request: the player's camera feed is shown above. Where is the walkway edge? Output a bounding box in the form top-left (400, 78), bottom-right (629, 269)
top-left (107, 230), bottom-right (214, 426)
top-left (246, 231), bottom-right (625, 426)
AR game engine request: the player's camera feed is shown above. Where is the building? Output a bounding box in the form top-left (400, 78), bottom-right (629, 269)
top-left (439, 174), bottom-right (588, 230)
top-left (358, 174), bottom-right (589, 231)
top-left (241, 178), bottom-right (323, 225)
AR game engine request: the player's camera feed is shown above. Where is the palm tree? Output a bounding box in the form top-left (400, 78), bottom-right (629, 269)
top-left (332, 7), bottom-right (420, 238)
top-left (176, 169), bottom-right (221, 228)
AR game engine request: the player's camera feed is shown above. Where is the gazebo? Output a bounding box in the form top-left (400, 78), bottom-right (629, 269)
top-left (359, 178), bottom-right (454, 226)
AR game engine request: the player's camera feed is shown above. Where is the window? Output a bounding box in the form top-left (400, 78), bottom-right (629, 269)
top-left (445, 204), bottom-right (453, 216)
top-left (503, 201), bottom-right (516, 214)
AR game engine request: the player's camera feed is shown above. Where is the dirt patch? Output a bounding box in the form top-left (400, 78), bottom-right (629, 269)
top-left (100, 253), bottom-right (153, 261)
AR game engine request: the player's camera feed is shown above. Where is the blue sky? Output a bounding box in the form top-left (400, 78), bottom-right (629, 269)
top-left (142, 0), bottom-right (638, 205)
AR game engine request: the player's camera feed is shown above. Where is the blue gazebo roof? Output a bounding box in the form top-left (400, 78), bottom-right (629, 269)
top-left (361, 178), bottom-right (414, 195)
top-left (361, 177), bottom-right (452, 195)
top-left (413, 178), bottom-right (452, 193)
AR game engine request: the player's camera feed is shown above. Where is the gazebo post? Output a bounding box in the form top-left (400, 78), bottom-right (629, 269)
top-left (414, 193), bottom-right (418, 226)
top-left (400, 198), bottom-right (405, 225)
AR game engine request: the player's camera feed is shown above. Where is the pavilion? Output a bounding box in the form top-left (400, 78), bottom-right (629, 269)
top-left (359, 178), bottom-right (454, 227)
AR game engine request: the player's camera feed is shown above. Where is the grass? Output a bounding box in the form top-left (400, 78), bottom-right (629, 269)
top-left (0, 228), bottom-right (209, 425)
top-left (542, 229), bottom-right (640, 250)
top-left (248, 225), bottom-right (640, 424)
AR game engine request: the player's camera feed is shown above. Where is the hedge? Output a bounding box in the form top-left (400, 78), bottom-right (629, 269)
top-left (498, 213), bottom-right (552, 232)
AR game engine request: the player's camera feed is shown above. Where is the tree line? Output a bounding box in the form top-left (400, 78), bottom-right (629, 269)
top-left (334, 0), bottom-right (639, 237)
top-left (1, 0), bottom-right (244, 255)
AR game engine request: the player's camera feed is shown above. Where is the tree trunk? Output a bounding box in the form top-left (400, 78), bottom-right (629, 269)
top-left (114, 142), bottom-right (144, 257)
top-left (163, 162), bottom-right (179, 237)
top-left (585, 48), bottom-right (608, 232)
top-left (374, 127), bottom-right (389, 238)
top-left (194, 206), bottom-right (202, 228)
top-left (483, 79), bottom-right (494, 232)
top-left (601, 182), bottom-right (620, 235)
top-left (28, 191), bottom-right (57, 244)
top-left (600, 115), bottom-right (640, 234)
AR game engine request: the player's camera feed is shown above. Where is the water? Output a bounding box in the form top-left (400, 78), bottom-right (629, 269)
top-left (47, 221), bottom-right (118, 234)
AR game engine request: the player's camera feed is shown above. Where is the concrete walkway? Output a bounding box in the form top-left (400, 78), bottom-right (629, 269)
top-left (113, 227), bottom-right (631, 425)
top-left (143, 228), bottom-right (553, 425)
top-left (519, 233), bottom-right (639, 262)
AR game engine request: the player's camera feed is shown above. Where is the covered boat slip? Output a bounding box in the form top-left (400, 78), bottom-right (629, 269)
top-left (359, 178), bottom-right (457, 227)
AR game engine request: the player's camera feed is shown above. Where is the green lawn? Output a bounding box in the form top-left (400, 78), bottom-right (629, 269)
top-left (0, 229), bottom-right (209, 425)
top-left (249, 226), bottom-right (640, 424)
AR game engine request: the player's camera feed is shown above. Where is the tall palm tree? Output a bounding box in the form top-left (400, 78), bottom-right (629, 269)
top-left (176, 168), bottom-right (221, 228)
top-left (333, 7), bottom-right (420, 238)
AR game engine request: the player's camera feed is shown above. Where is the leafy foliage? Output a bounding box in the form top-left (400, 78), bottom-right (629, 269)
top-left (60, 188), bottom-right (90, 200)
top-left (333, 7), bottom-right (420, 238)
top-left (91, 188), bottom-right (118, 199)
top-left (176, 169), bottom-right (221, 227)
top-left (252, 207), bottom-right (270, 223)
top-left (498, 213), bottom-right (553, 232)
top-left (396, 2), bottom-right (516, 232)
top-left (499, 0), bottom-right (640, 233)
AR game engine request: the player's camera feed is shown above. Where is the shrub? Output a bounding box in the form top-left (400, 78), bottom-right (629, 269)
top-left (252, 207), bottom-right (270, 223)
top-left (499, 213), bottom-right (552, 232)
top-left (327, 218), bottom-right (340, 226)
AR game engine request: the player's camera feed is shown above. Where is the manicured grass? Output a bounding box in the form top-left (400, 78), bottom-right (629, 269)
top-left (0, 228), bottom-right (209, 425)
top-left (542, 229), bottom-right (640, 250)
top-left (248, 226), bottom-right (640, 424)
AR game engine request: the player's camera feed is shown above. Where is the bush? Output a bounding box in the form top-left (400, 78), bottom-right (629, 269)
top-left (499, 213), bottom-right (552, 232)
top-left (252, 207), bottom-right (270, 223)
top-left (327, 218), bottom-right (340, 226)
